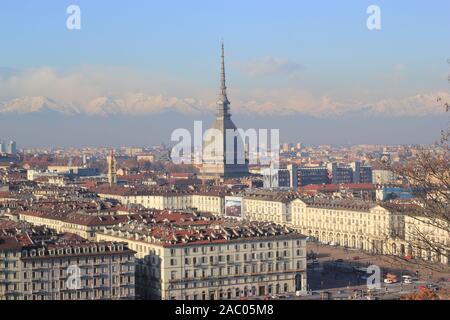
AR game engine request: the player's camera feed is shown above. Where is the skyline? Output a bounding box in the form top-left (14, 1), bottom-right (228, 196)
top-left (1, 1), bottom-right (449, 306)
top-left (0, 0), bottom-right (450, 146)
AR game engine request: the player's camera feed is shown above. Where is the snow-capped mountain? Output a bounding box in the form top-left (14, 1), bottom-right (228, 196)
top-left (0, 93), bottom-right (205, 116)
top-left (0, 96), bottom-right (80, 115)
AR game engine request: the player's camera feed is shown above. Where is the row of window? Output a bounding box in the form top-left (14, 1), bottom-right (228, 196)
top-left (169, 240), bottom-right (301, 256)
top-left (170, 250), bottom-right (304, 266)
top-left (23, 256), bottom-right (131, 268)
top-left (19, 288), bottom-right (134, 300)
top-left (172, 283), bottom-right (291, 300)
top-left (170, 260), bottom-right (305, 280)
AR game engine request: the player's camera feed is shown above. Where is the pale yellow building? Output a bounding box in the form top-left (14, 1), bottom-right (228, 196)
top-left (97, 188), bottom-right (225, 215)
top-left (0, 233), bottom-right (135, 300)
top-left (18, 211), bottom-right (131, 241)
top-left (291, 199), bottom-right (405, 255)
top-left (242, 193), bottom-right (298, 224)
top-left (97, 219), bottom-right (307, 300)
top-left (403, 215), bottom-right (449, 264)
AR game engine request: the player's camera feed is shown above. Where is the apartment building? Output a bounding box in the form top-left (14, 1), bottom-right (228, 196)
top-left (290, 198), bottom-right (404, 255)
top-left (0, 228), bottom-right (135, 300)
top-left (96, 186), bottom-right (227, 215)
top-left (242, 192), bottom-right (299, 224)
top-left (95, 187), bottom-right (191, 210)
top-left (403, 215), bottom-right (449, 265)
top-left (18, 211), bottom-right (135, 241)
top-left (94, 187), bottom-right (449, 266)
top-left (96, 211), bottom-right (307, 300)
top-left (191, 192), bottom-right (224, 216)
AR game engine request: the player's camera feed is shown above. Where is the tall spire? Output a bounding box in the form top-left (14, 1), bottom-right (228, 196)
top-left (217, 40), bottom-right (230, 118)
top-left (220, 41), bottom-right (227, 98)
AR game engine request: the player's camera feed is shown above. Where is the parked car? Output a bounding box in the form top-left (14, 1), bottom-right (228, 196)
top-left (384, 273), bottom-right (398, 284)
top-left (427, 284), bottom-right (441, 292)
top-left (402, 275), bottom-right (413, 284)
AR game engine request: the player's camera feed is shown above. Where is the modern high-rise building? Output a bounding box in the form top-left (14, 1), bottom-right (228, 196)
top-left (328, 162), bottom-right (373, 185)
top-left (0, 140), bottom-right (17, 154)
top-left (298, 167), bottom-right (330, 186)
top-left (200, 43), bottom-right (250, 181)
top-left (7, 141), bottom-right (16, 154)
top-left (359, 165), bottom-right (373, 184)
top-left (261, 167), bottom-right (290, 189)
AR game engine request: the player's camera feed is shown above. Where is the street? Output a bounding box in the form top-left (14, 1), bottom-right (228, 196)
top-left (294, 243), bottom-right (449, 300)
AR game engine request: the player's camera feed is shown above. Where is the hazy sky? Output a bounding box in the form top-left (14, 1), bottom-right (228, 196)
top-left (0, 0), bottom-right (449, 147)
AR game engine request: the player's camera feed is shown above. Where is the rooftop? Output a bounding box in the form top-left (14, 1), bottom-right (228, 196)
top-left (99, 210), bottom-right (304, 247)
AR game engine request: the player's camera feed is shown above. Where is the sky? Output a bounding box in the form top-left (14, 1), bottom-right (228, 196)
top-left (0, 0), bottom-right (449, 147)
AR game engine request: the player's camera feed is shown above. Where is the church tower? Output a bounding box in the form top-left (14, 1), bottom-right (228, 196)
top-left (200, 42), bottom-right (250, 181)
top-left (107, 149), bottom-right (117, 186)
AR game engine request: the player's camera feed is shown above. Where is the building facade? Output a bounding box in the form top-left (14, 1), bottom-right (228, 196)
top-left (96, 216), bottom-right (307, 300)
top-left (290, 199), bottom-right (405, 255)
top-left (402, 215), bottom-right (449, 265)
top-left (242, 192), bottom-right (298, 224)
top-left (0, 231), bottom-right (135, 300)
top-left (199, 43), bottom-right (249, 181)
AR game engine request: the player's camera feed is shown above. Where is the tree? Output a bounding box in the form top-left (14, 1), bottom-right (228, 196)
top-left (401, 287), bottom-right (449, 300)
top-left (385, 61), bottom-right (450, 266)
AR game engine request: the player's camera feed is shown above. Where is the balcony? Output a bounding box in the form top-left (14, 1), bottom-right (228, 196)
top-left (98, 284), bottom-right (111, 290)
top-left (94, 261), bottom-right (110, 267)
top-left (194, 262), bottom-right (207, 268)
top-left (0, 279), bottom-right (15, 285)
top-left (1, 269), bottom-right (18, 274)
top-left (36, 289), bottom-right (50, 295)
top-left (33, 267), bottom-right (50, 272)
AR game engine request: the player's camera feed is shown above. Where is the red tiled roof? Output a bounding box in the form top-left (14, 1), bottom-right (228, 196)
top-left (303, 183), bottom-right (375, 192)
top-left (0, 236), bottom-right (23, 250)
